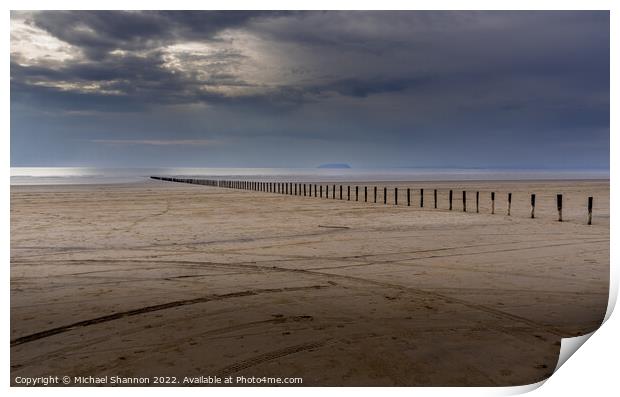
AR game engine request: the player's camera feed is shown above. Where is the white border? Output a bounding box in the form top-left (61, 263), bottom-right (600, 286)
top-left (3, 2), bottom-right (616, 396)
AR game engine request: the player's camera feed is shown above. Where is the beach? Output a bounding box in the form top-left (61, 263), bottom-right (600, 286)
top-left (10, 179), bottom-right (609, 386)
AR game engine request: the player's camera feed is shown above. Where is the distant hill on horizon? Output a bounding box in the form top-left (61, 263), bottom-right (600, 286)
top-left (317, 163), bottom-right (352, 169)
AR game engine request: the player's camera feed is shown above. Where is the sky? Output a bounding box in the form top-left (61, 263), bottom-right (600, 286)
top-left (10, 11), bottom-right (609, 169)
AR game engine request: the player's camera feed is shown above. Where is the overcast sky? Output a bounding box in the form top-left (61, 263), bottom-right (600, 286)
top-left (10, 11), bottom-right (609, 169)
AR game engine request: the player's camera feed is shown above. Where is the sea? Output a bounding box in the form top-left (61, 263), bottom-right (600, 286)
top-left (10, 167), bottom-right (610, 185)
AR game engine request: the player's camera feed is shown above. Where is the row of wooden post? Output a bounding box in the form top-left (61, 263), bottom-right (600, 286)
top-left (150, 176), bottom-right (594, 224)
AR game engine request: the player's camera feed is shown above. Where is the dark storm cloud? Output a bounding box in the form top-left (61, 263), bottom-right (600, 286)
top-left (24, 10), bottom-right (283, 60)
top-left (10, 11), bottom-right (609, 168)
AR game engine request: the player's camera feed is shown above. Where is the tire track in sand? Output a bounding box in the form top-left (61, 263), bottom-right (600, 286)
top-left (10, 285), bottom-right (329, 347)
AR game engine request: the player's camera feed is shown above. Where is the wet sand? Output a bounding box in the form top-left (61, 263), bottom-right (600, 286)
top-left (10, 179), bottom-right (609, 386)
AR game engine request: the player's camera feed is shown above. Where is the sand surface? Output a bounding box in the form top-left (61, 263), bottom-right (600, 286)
top-left (10, 179), bottom-right (609, 386)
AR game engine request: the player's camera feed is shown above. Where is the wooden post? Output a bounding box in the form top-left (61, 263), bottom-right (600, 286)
top-left (407, 188), bottom-right (411, 206)
top-left (434, 189), bottom-right (437, 209)
top-left (557, 194), bottom-right (563, 222)
top-left (476, 191), bottom-right (479, 213)
top-left (507, 193), bottom-right (512, 216)
top-left (365, 186), bottom-right (368, 202)
top-left (347, 185), bottom-right (350, 201)
top-left (304, 184), bottom-right (306, 196)
top-left (320, 185), bottom-right (323, 198)
top-left (333, 185), bottom-right (336, 199)
top-left (530, 194), bottom-right (536, 218)
top-left (420, 189), bottom-right (424, 208)
top-left (491, 192), bottom-right (495, 214)
top-left (295, 183), bottom-right (297, 196)
top-left (374, 187), bottom-right (377, 203)
top-left (356, 186), bottom-right (359, 201)
top-left (449, 190), bottom-right (453, 210)
top-left (395, 187), bottom-right (398, 205)
top-left (340, 185), bottom-right (343, 200)
top-left (462, 191), bottom-right (466, 212)
top-left (588, 197), bottom-right (593, 225)
top-left (384, 187), bottom-right (387, 204)
top-left (314, 184), bottom-right (317, 197)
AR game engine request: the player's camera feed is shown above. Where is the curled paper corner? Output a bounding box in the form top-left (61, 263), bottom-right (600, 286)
top-left (554, 331), bottom-right (595, 373)
top-left (500, 379), bottom-right (547, 395)
top-left (499, 332), bottom-right (597, 395)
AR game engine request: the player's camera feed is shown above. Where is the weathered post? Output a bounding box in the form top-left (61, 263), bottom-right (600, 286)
top-left (295, 183), bottom-right (297, 196)
top-left (303, 184), bottom-right (306, 196)
top-left (347, 186), bottom-right (351, 201)
top-left (333, 185), bottom-right (336, 199)
top-left (374, 187), bottom-right (377, 203)
top-left (491, 192), bottom-right (495, 214)
top-left (395, 187), bottom-right (398, 205)
top-left (434, 189), bottom-right (437, 209)
top-left (320, 185), bottom-right (323, 198)
top-left (420, 189), bottom-right (424, 208)
top-left (449, 190), bottom-right (453, 210)
top-left (476, 191), bottom-right (480, 213)
top-left (314, 184), bottom-right (317, 197)
top-left (340, 185), bottom-right (343, 200)
top-left (588, 197), bottom-right (593, 225)
top-left (384, 187), bottom-right (387, 204)
top-left (365, 186), bottom-right (368, 202)
top-left (530, 194), bottom-right (536, 218)
top-left (507, 193), bottom-right (512, 216)
top-left (557, 194), bottom-right (563, 222)
top-left (462, 191), bottom-right (467, 212)
top-left (407, 188), bottom-right (411, 206)
top-left (356, 186), bottom-right (359, 201)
